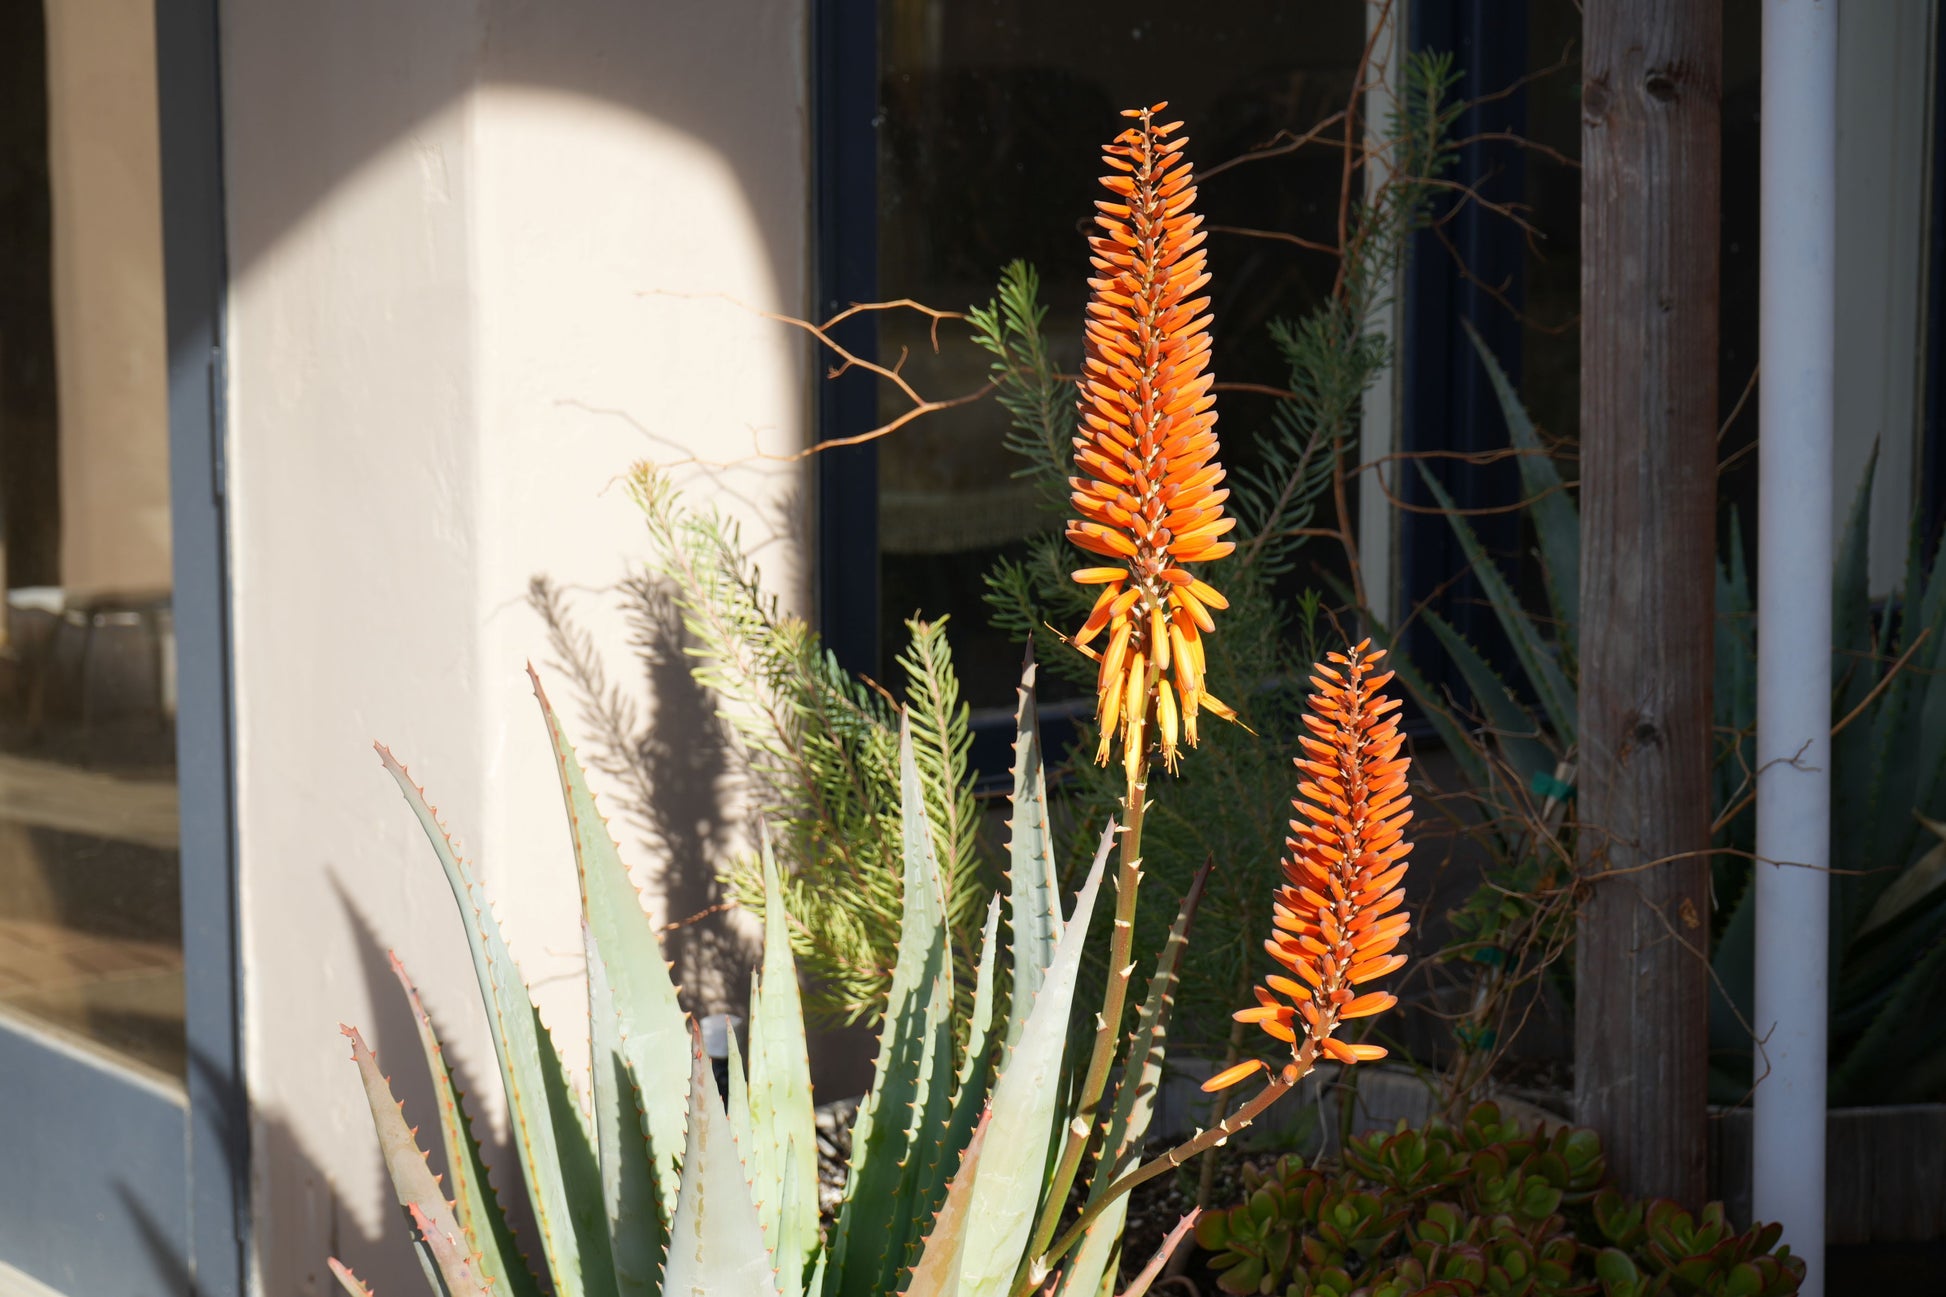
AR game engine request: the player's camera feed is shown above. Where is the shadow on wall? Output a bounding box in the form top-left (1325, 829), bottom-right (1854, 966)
top-left (529, 571), bottom-right (876, 1101)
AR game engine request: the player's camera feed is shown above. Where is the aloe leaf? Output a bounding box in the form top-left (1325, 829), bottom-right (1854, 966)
top-left (1118, 1211), bottom-right (1202, 1297)
top-left (339, 1025), bottom-right (491, 1297)
top-left (903, 1110), bottom-right (992, 1297)
top-left (1830, 453), bottom-right (1882, 943)
top-left (830, 718), bottom-right (958, 1297)
top-left (377, 746), bottom-right (603, 1296)
top-left (1859, 815), bottom-right (1946, 937)
top-left (1089, 857), bottom-right (1210, 1209)
top-left (749, 832), bottom-right (821, 1277)
top-left (1005, 654), bottom-right (1061, 1051)
top-left (1050, 1197), bottom-right (1125, 1297)
top-left (677, 1039), bottom-right (780, 1294)
top-left (1829, 931), bottom-right (1946, 1104)
top-left (531, 671), bottom-right (692, 1223)
top-left (1421, 608), bottom-right (1554, 784)
top-left (664, 1034), bottom-right (780, 1297)
top-left (409, 1204), bottom-right (493, 1297)
top-left (587, 927), bottom-right (663, 1296)
top-left (388, 954), bottom-right (541, 1297)
top-left (1462, 318), bottom-right (1579, 650)
top-left (1057, 859), bottom-right (1210, 1297)
top-left (1333, 584), bottom-right (1491, 791)
top-left (955, 820), bottom-right (1114, 1297)
top-left (327, 1259), bottom-right (378, 1297)
top-left (916, 894), bottom-right (1003, 1254)
top-left (728, 1020), bottom-right (753, 1157)
top-left (532, 1001), bottom-right (617, 1297)
top-left (1706, 865), bottom-right (1759, 1090)
top-left (1415, 463), bottom-right (1577, 744)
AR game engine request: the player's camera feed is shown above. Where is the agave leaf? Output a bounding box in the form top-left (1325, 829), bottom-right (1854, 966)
top-left (830, 718), bottom-right (958, 1297)
top-left (1462, 318), bottom-right (1579, 650)
top-left (902, 1110), bottom-right (993, 1297)
top-left (1005, 654), bottom-right (1061, 1051)
top-left (328, 1259), bottom-right (379, 1297)
top-left (664, 1034), bottom-right (780, 1297)
top-left (954, 820), bottom-right (1115, 1297)
top-left (339, 1025), bottom-right (492, 1297)
top-left (1415, 463), bottom-right (1577, 745)
top-left (1421, 608), bottom-right (1554, 784)
top-left (586, 927), bottom-right (663, 1296)
top-left (377, 746), bottom-right (608, 1297)
top-left (749, 833), bottom-right (821, 1277)
top-left (389, 954), bottom-right (541, 1297)
top-left (531, 670), bottom-right (692, 1222)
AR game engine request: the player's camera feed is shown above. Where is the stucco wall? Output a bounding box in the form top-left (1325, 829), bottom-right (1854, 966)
top-left (221, 3), bottom-right (809, 1290)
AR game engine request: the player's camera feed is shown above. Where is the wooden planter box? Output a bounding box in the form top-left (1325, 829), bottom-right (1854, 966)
top-left (1709, 1104), bottom-right (1946, 1245)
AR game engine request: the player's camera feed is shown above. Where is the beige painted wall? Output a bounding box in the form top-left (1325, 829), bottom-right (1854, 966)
top-left (220, 2), bottom-right (808, 1290)
top-left (44, 0), bottom-right (173, 600)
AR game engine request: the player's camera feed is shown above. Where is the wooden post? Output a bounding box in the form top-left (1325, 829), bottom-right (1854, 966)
top-left (1575, 0), bottom-right (1720, 1205)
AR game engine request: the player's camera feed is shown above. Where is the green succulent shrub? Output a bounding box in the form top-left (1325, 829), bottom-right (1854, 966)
top-left (1194, 1103), bottom-right (1802, 1297)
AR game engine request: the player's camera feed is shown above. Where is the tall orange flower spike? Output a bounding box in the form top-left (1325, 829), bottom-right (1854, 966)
top-left (1203, 641), bottom-right (1413, 1093)
top-left (1068, 103), bottom-right (1237, 778)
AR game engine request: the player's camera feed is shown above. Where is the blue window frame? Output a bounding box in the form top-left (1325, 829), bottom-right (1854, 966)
top-left (0, 3), bottom-right (245, 1292)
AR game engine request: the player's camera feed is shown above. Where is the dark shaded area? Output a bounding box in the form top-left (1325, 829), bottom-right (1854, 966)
top-left (869, 1), bottom-right (1371, 717)
top-left (0, 0), bottom-right (60, 589)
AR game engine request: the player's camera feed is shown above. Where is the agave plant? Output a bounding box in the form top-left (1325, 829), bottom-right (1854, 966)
top-left (1394, 325), bottom-right (1946, 1106)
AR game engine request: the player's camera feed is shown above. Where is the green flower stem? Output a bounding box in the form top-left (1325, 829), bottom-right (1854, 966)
top-left (1024, 746), bottom-right (1152, 1269)
top-left (1037, 1048), bottom-right (1308, 1285)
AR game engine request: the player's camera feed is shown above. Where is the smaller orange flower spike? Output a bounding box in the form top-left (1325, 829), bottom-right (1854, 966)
top-left (1204, 641), bottom-right (1413, 1092)
top-left (1068, 102), bottom-right (1237, 779)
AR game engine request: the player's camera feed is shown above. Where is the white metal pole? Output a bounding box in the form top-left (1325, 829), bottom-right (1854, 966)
top-left (1755, 3), bottom-right (1835, 1294)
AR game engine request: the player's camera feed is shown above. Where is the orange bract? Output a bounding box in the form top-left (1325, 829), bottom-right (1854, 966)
top-left (1068, 103), bottom-right (1236, 778)
top-left (1204, 641), bottom-right (1413, 1092)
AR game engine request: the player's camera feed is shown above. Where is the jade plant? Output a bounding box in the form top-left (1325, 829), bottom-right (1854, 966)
top-left (332, 104), bottom-right (1426, 1297)
top-left (1195, 1103), bottom-right (1802, 1297)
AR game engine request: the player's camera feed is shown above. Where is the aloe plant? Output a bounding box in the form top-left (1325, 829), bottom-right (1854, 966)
top-left (332, 658), bottom-right (1224, 1296)
top-left (1402, 326), bottom-right (1946, 1106)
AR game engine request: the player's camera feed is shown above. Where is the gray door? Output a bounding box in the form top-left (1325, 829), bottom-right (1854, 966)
top-left (0, 3), bottom-right (242, 1293)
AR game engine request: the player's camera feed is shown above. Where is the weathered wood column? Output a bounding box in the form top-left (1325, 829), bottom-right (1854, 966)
top-left (1575, 0), bottom-right (1721, 1204)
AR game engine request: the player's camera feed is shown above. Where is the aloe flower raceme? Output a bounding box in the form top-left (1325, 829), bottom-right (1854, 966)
top-left (1068, 101), bottom-right (1237, 778)
top-left (1205, 640), bottom-right (1414, 1091)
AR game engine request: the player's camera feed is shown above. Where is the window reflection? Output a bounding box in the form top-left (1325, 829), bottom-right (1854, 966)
top-left (0, 1), bottom-right (182, 1081)
top-left (875, 0), bottom-right (1370, 713)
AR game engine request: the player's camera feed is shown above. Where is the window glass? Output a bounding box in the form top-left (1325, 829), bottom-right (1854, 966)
top-left (875, 1), bottom-right (1372, 715)
top-left (0, 2), bottom-right (182, 1082)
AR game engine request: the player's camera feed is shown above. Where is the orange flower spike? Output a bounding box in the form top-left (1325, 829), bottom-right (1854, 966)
top-left (1068, 102), bottom-right (1234, 776)
top-left (1203, 641), bottom-right (1414, 1092)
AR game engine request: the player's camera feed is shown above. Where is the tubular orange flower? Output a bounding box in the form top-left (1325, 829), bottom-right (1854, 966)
top-left (1204, 641), bottom-right (1413, 1093)
top-left (1068, 103), bottom-right (1236, 778)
